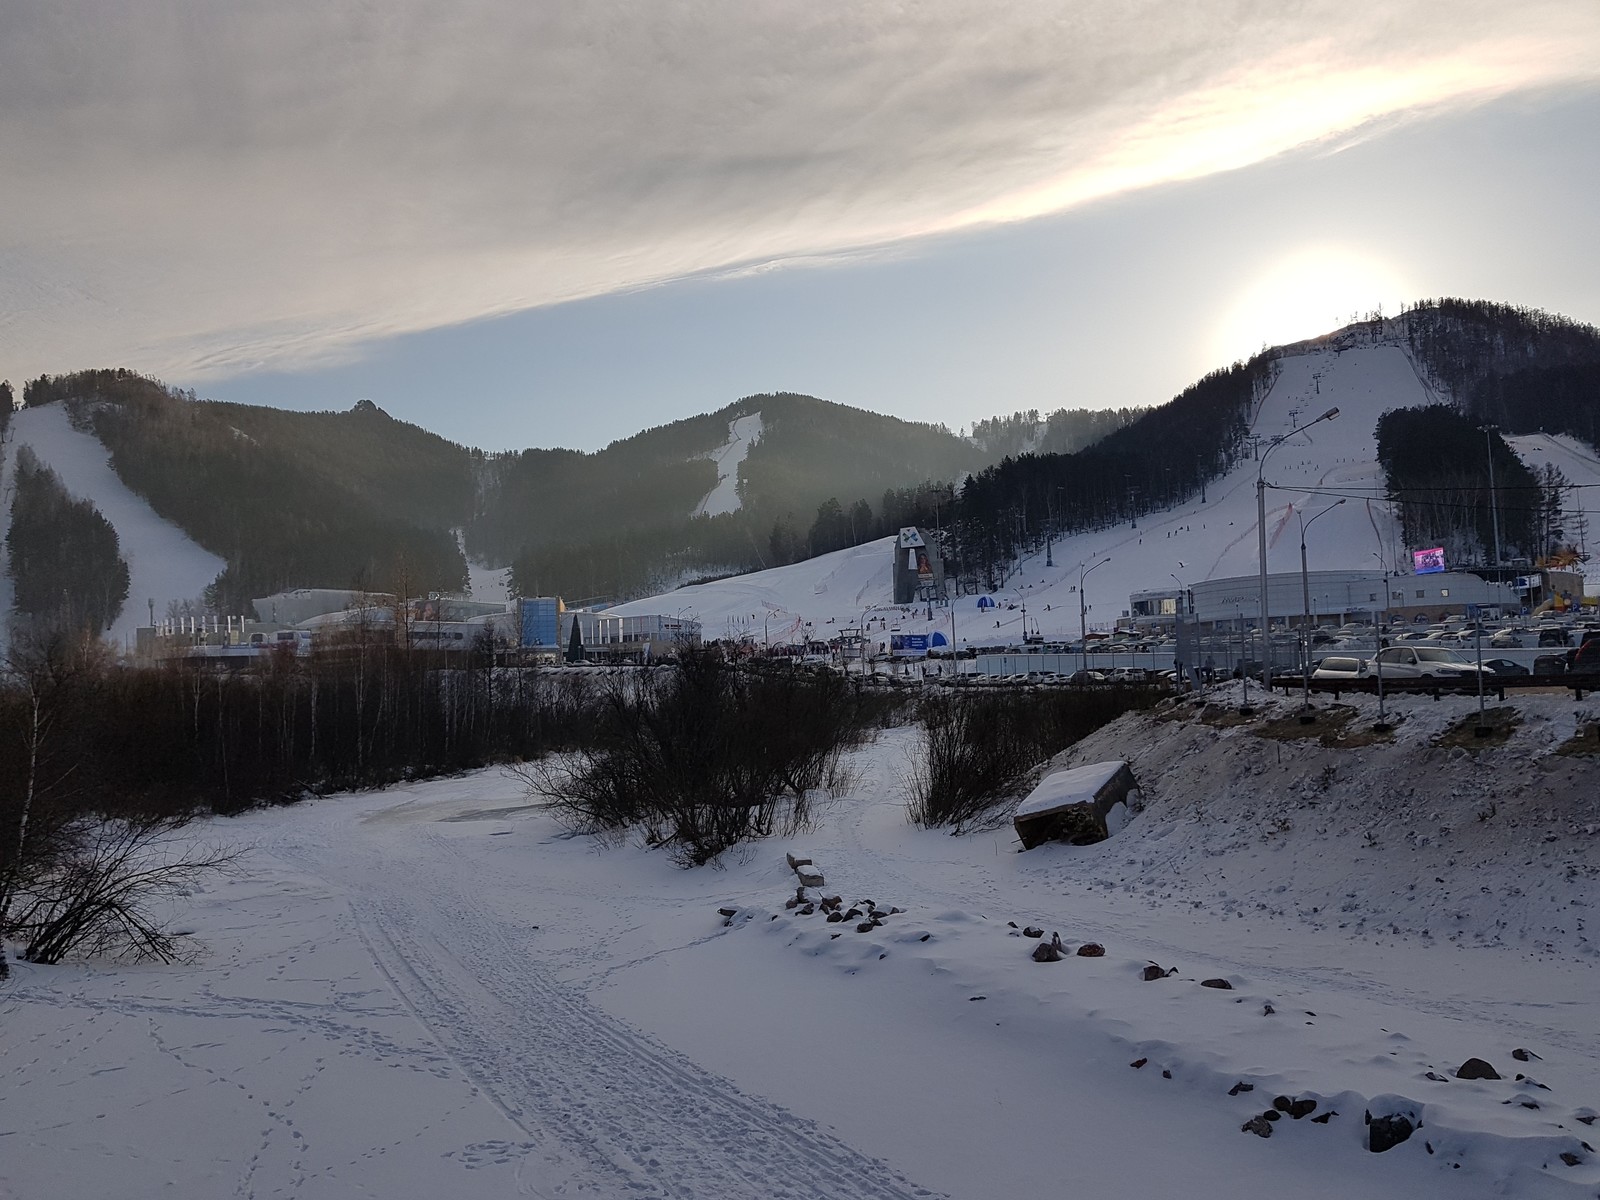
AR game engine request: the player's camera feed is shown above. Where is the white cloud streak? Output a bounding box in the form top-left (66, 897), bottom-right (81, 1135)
top-left (1, 1), bottom-right (1596, 385)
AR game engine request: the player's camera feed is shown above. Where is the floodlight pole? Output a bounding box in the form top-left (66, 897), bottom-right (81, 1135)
top-left (1299, 498), bottom-right (1346, 708)
top-left (1080, 556), bottom-right (1111, 675)
top-left (1257, 406), bottom-right (1339, 698)
top-left (1481, 424), bottom-right (1503, 567)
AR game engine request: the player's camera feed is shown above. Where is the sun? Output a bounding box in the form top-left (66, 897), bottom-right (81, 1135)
top-left (1208, 246), bottom-right (1412, 363)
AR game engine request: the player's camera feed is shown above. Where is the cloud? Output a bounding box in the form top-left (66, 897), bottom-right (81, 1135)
top-left (2, 1), bottom-right (1596, 386)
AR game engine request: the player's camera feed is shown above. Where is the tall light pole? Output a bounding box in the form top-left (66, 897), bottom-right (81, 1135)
top-left (1257, 407), bottom-right (1339, 695)
top-left (1481, 424), bottom-right (1503, 567)
top-left (1079, 556), bottom-right (1111, 675)
top-left (1299, 498), bottom-right (1346, 708)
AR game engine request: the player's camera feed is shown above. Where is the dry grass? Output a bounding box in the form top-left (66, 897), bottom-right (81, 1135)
top-left (1553, 722), bottom-right (1600, 757)
top-left (1433, 706), bottom-right (1523, 751)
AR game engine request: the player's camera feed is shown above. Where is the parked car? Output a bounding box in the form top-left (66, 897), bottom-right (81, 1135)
top-left (1370, 646), bottom-right (1495, 680)
top-left (1567, 638), bottom-right (1600, 675)
top-left (1481, 658), bottom-right (1530, 677)
top-left (1534, 653), bottom-right (1569, 675)
top-left (1537, 626), bottom-right (1572, 648)
top-left (1064, 669), bottom-right (1108, 685)
top-left (1311, 655), bottom-right (1368, 680)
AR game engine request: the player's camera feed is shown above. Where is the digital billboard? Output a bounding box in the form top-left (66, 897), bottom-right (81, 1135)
top-left (1412, 547), bottom-right (1446, 575)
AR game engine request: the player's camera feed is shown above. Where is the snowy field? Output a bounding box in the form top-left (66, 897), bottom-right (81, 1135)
top-left (4, 684), bottom-right (1598, 1199)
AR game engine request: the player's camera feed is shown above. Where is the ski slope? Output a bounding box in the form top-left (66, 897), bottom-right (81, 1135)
top-left (625, 344), bottom-right (1600, 646)
top-left (1505, 431), bottom-right (1600, 588)
top-left (623, 345), bottom-right (1429, 645)
top-left (692, 411), bottom-right (763, 518)
top-left (0, 404), bottom-right (225, 649)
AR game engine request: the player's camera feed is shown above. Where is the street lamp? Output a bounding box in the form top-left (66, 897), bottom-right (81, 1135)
top-left (1480, 424), bottom-right (1502, 567)
top-left (1257, 406), bottom-right (1339, 695)
top-left (1079, 556), bottom-right (1111, 675)
top-left (1299, 498), bottom-right (1346, 709)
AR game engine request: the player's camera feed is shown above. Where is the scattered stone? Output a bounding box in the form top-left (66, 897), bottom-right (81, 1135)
top-left (1515, 1075), bottom-right (1550, 1090)
top-left (1130, 1057), bottom-right (1148, 1069)
top-left (856, 922), bottom-right (877, 933)
top-left (1162, 1069), bottom-right (1172, 1079)
top-left (1425, 1072), bottom-right (1448, 1082)
top-left (1022, 926), bottom-right (1044, 939)
top-left (1289, 1099), bottom-right (1318, 1120)
top-left (1368, 1114), bottom-right (1415, 1153)
top-left (826, 911), bottom-right (846, 923)
top-left (1200, 978), bottom-right (1233, 990)
top-left (1512, 1047), bottom-right (1541, 1062)
top-left (919, 933), bottom-right (931, 942)
top-left (1263, 1003), bottom-right (1275, 1016)
top-left (785, 852), bottom-right (812, 870)
top-left (1310, 1111), bottom-right (1336, 1124)
top-left (1228, 1082), bottom-right (1255, 1096)
top-left (797, 904), bottom-right (815, 915)
top-left (969, 995), bottom-right (986, 1002)
top-left (1457, 1057), bottom-right (1501, 1080)
top-left (1076, 943), bottom-right (1106, 958)
top-left (1272, 1095), bottom-right (1293, 1113)
top-left (829, 932), bottom-right (841, 939)
top-left (1007, 921), bottom-right (1018, 928)
top-left (717, 907), bottom-right (738, 917)
top-left (889, 907), bottom-right (904, 915)
top-left (1241, 1115), bottom-right (1273, 1138)
top-left (1142, 963), bottom-right (1168, 981)
top-left (1560, 1151), bottom-right (1583, 1167)
top-left (1262, 1109), bottom-right (1281, 1122)
top-left (784, 898), bottom-right (800, 910)
top-left (845, 908), bottom-right (863, 920)
top-left (797, 867), bottom-right (825, 888)
top-left (869, 909), bottom-right (889, 921)
top-left (1032, 940), bottom-right (1064, 963)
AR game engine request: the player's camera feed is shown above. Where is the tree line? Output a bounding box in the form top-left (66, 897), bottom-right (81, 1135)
top-left (5, 447), bottom-right (130, 635)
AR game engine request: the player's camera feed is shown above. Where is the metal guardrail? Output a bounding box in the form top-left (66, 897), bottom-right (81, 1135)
top-left (1294, 673), bottom-right (1597, 702)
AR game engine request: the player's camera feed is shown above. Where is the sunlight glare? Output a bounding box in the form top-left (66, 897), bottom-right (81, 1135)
top-left (1208, 246), bottom-right (1412, 364)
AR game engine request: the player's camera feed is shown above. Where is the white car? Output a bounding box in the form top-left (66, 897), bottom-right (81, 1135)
top-left (1311, 655), bottom-right (1368, 680)
top-left (1371, 646), bottom-right (1494, 680)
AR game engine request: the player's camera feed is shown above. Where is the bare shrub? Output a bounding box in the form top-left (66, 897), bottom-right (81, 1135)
top-left (905, 685), bottom-right (1160, 831)
top-left (12, 818), bottom-right (236, 965)
top-left (519, 651), bottom-right (877, 866)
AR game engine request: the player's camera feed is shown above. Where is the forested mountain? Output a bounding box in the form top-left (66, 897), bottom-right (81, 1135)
top-left (970, 406), bottom-right (1145, 458)
top-left (17, 298), bottom-right (1592, 622)
top-left (21, 371), bottom-right (471, 609)
top-left (945, 299), bottom-right (1600, 592)
top-left (952, 359), bottom-right (1272, 589)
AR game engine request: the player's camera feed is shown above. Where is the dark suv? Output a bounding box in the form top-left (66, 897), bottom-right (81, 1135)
top-left (1568, 630), bottom-right (1600, 675)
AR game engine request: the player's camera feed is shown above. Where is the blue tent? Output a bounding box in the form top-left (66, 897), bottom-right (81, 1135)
top-left (976, 595), bottom-right (996, 610)
top-left (930, 631), bottom-right (949, 647)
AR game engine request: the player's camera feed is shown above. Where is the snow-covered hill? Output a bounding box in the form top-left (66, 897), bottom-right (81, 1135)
top-left (621, 343), bottom-right (1599, 645)
top-left (0, 404), bottom-right (225, 648)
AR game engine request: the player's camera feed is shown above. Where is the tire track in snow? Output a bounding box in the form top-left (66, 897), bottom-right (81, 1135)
top-left (275, 835), bottom-right (943, 1200)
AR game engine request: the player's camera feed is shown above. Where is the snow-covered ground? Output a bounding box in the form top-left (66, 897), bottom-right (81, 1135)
top-left (693, 411), bottom-right (763, 518)
top-left (4, 684), bottom-right (1598, 1199)
top-left (621, 344), bottom-right (1600, 647)
top-left (0, 404), bottom-right (225, 649)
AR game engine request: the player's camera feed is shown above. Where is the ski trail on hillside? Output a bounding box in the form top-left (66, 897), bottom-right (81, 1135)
top-left (693, 412), bottom-right (763, 518)
top-left (268, 830), bottom-right (944, 1200)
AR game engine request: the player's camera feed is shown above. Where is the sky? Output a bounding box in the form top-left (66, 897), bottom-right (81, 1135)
top-left (3, 3), bottom-right (1599, 452)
